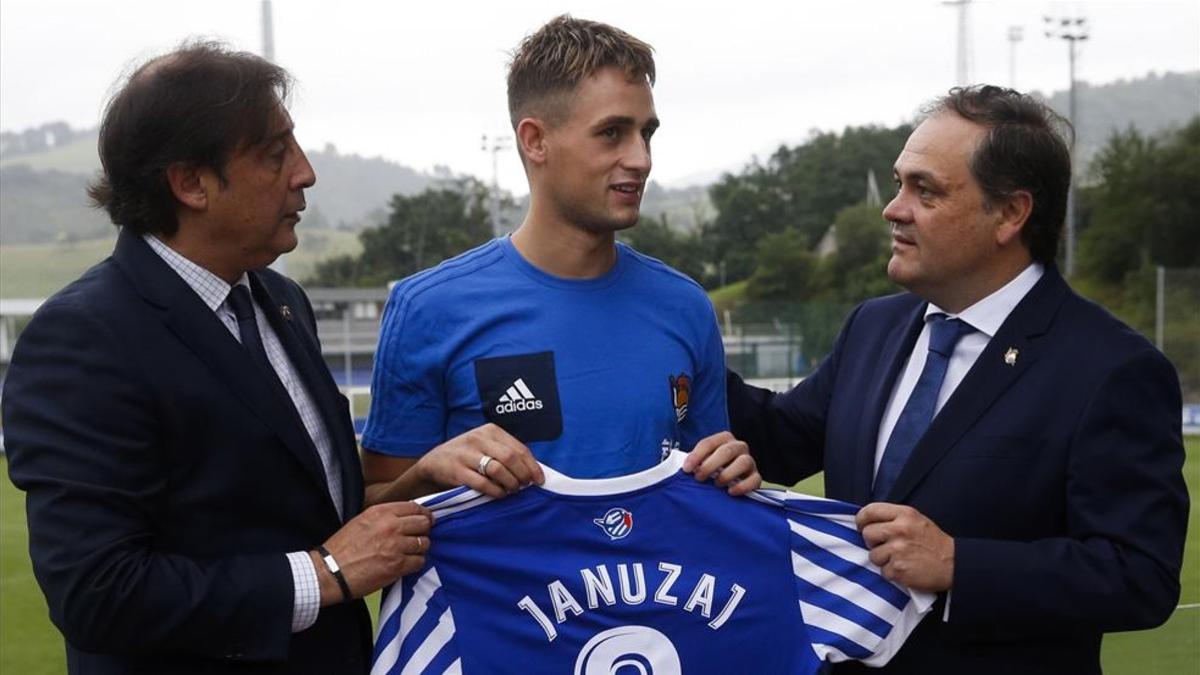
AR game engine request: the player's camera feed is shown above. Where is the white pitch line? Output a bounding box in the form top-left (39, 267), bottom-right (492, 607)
top-left (1176, 603), bottom-right (1200, 610)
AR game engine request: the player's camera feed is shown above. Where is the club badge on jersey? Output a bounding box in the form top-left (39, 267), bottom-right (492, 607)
top-left (593, 507), bottom-right (634, 540)
top-left (668, 373), bottom-right (690, 424)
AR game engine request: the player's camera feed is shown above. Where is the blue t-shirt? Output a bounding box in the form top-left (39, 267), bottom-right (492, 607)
top-left (362, 237), bottom-right (728, 478)
top-left (371, 452), bottom-right (934, 674)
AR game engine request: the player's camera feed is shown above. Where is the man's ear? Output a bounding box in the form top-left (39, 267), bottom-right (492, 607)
top-left (516, 118), bottom-right (549, 166)
top-left (995, 190), bottom-right (1033, 247)
top-left (165, 162), bottom-right (208, 211)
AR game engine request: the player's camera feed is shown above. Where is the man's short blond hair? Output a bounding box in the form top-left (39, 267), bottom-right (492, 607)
top-left (506, 15), bottom-right (655, 130)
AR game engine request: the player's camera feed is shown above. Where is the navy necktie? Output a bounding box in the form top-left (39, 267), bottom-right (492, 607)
top-left (228, 283), bottom-right (316, 432)
top-left (873, 314), bottom-right (972, 500)
top-left (227, 285), bottom-right (276, 378)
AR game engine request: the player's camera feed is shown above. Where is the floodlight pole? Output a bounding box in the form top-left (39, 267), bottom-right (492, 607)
top-left (943, 0), bottom-right (973, 85)
top-left (480, 134), bottom-right (513, 237)
top-left (1045, 15), bottom-right (1089, 278)
top-left (261, 1), bottom-right (275, 63)
top-left (1007, 25), bottom-right (1024, 89)
top-left (263, 1), bottom-right (287, 274)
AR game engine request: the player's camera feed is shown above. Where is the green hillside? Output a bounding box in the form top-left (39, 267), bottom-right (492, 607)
top-left (0, 134), bottom-right (99, 175)
top-left (0, 228), bottom-right (362, 299)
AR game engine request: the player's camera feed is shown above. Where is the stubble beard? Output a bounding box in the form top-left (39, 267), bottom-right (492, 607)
top-left (558, 195), bottom-right (640, 235)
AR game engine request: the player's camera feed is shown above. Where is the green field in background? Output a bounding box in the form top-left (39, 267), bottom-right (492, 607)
top-left (0, 137), bottom-right (99, 175)
top-left (0, 229), bottom-right (362, 299)
top-left (1, 439), bottom-right (1197, 672)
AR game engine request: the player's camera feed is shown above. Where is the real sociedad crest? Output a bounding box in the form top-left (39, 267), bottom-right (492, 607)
top-left (593, 507), bottom-right (634, 540)
top-left (669, 373), bottom-right (690, 423)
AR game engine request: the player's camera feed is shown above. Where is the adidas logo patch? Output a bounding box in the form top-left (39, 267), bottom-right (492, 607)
top-left (494, 378), bottom-right (545, 414)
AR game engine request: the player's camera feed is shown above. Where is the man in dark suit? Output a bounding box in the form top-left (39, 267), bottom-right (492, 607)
top-left (690, 85), bottom-right (1189, 673)
top-left (2, 42), bottom-right (431, 674)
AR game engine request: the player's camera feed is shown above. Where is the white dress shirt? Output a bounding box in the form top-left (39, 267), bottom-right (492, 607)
top-left (873, 263), bottom-right (1045, 474)
top-left (144, 235), bottom-right (341, 632)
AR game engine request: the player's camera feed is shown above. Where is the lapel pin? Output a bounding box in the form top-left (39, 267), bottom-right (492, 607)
top-left (1004, 347), bottom-right (1019, 366)
top-left (280, 305), bottom-right (292, 321)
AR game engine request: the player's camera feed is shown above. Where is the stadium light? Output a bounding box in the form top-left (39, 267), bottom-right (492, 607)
top-left (481, 133), bottom-right (513, 237)
top-left (1045, 15), bottom-right (1089, 278)
top-left (1007, 25), bottom-right (1024, 89)
top-left (942, 0), bottom-right (973, 85)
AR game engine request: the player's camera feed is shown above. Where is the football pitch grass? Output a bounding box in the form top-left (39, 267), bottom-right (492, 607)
top-left (2, 439), bottom-right (1197, 673)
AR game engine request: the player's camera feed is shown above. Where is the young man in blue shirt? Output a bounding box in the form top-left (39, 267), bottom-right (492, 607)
top-left (361, 16), bottom-right (758, 502)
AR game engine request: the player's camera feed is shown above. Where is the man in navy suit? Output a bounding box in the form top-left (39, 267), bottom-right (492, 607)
top-left (690, 85), bottom-right (1188, 673)
top-left (2, 42), bottom-right (431, 674)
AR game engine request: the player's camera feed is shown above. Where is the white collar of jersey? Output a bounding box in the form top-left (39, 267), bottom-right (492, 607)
top-left (539, 451), bottom-right (686, 496)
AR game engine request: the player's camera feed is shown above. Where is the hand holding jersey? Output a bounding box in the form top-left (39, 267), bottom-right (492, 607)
top-left (309, 501), bottom-right (434, 605)
top-left (414, 425), bottom-right (765, 500)
top-left (365, 424), bottom-right (546, 503)
top-left (367, 425), bottom-right (760, 503)
top-left (688, 435), bottom-right (957, 593)
top-left (857, 503), bottom-right (955, 592)
top-left (682, 430), bottom-right (762, 496)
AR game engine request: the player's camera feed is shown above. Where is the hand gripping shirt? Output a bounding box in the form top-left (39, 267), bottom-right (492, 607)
top-left (371, 452), bottom-right (934, 674)
top-left (361, 237), bottom-right (728, 478)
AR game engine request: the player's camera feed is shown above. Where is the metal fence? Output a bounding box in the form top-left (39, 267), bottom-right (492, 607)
top-left (717, 302), bottom-right (852, 382)
top-left (305, 276), bottom-right (1199, 402)
top-left (1157, 267), bottom-right (1200, 404)
top-left (2, 273), bottom-right (1193, 405)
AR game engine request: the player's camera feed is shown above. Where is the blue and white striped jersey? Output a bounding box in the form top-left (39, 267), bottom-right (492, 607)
top-left (372, 451), bottom-right (933, 674)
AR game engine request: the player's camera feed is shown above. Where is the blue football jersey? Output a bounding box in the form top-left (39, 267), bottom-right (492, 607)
top-left (371, 452), bottom-right (933, 674)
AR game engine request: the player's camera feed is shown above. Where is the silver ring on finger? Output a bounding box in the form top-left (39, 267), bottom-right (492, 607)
top-left (476, 454), bottom-right (494, 476)
top-left (415, 536), bottom-right (425, 553)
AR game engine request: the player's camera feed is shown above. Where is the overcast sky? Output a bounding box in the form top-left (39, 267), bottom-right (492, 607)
top-left (2, 0), bottom-right (1197, 194)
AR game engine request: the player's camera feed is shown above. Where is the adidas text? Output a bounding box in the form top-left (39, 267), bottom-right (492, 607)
top-left (496, 399), bottom-right (544, 414)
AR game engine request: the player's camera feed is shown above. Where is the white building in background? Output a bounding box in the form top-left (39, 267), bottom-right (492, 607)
top-left (0, 298), bottom-right (43, 367)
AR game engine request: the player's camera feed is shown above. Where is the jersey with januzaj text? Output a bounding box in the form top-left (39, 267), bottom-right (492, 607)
top-left (371, 451), bottom-right (933, 674)
top-left (361, 237), bottom-right (727, 478)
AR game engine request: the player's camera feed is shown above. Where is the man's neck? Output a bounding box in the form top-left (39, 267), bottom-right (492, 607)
top-left (511, 201), bottom-right (617, 279)
top-left (923, 251), bottom-right (1034, 314)
top-left (156, 229), bottom-right (242, 285)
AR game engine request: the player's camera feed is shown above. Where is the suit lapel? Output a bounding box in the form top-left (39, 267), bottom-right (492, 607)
top-left (886, 269), bottom-right (1071, 503)
top-left (251, 274), bottom-right (362, 519)
top-left (112, 231), bottom-right (334, 502)
top-left (851, 303), bottom-right (927, 504)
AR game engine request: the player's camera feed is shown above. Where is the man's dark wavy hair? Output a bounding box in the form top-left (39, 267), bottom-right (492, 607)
top-left (88, 41), bottom-right (291, 237)
top-left (927, 85), bottom-right (1073, 264)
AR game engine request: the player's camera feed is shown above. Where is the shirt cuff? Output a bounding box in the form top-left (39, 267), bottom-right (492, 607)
top-left (287, 551), bottom-right (321, 632)
top-left (942, 589), bottom-right (953, 622)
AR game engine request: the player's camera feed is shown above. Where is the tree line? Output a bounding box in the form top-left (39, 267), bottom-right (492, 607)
top-left (306, 123), bottom-right (915, 298)
top-left (305, 117), bottom-right (1199, 390)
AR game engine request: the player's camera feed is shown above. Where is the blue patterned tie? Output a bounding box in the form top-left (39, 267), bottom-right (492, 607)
top-left (873, 314), bottom-right (973, 500)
